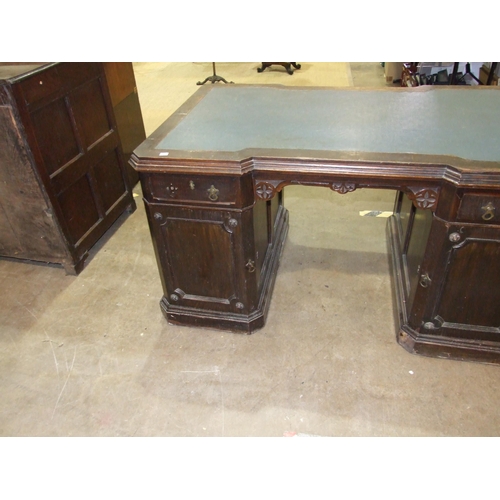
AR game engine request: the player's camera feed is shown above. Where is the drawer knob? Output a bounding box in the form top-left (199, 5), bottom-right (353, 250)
top-left (481, 202), bottom-right (495, 221)
top-left (207, 185), bottom-right (219, 201)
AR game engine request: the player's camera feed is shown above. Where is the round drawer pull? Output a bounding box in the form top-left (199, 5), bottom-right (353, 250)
top-left (481, 202), bottom-right (495, 221)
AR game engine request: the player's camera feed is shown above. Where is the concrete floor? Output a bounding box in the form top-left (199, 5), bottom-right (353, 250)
top-left (2, 63), bottom-right (500, 437)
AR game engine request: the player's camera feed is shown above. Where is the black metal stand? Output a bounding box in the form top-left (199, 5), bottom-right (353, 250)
top-left (197, 63), bottom-right (234, 85)
top-left (450, 62), bottom-right (498, 85)
top-left (487, 62), bottom-right (498, 85)
top-left (450, 62), bottom-right (481, 85)
top-left (257, 62), bottom-right (301, 75)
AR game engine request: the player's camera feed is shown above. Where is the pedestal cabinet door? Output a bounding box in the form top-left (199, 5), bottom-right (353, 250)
top-left (147, 204), bottom-right (247, 314)
top-left (419, 226), bottom-right (500, 343)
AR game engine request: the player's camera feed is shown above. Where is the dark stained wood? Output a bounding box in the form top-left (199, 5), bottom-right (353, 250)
top-left (102, 63), bottom-right (145, 187)
top-left (404, 202), bottom-right (433, 311)
top-left (0, 103), bottom-right (68, 261)
top-left (139, 167), bottom-right (287, 332)
top-left (102, 62), bottom-right (137, 107)
top-left (252, 198), bottom-right (269, 286)
top-left (0, 62), bottom-right (136, 274)
top-left (132, 84), bottom-right (500, 364)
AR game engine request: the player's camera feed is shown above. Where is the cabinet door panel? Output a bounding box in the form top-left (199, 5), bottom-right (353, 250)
top-left (164, 218), bottom-right (237, 301)
top-left (70, 78), bottom-right (111, 148)
top-left (57, 174), bottom-right (100, 245)
top-left (420, 228), bottom-right (500, 342)
top-left (93, 150), bottom-right (127, 213)
top-left (436, 238), bottom-right (500, 329)
top-left (148, 204), bottom-right (245, 312)
top-left (30, 98), bottom-right (80, 175)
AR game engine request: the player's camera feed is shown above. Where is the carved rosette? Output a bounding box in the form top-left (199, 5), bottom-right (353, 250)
top-left (330, 182), bottom-right (356, 194)
top-left (255, 181), bottom-right (277, 200)
top-left (407, 187), bottom-right (439, 211)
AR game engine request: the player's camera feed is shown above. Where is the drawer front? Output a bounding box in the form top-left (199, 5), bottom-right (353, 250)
top-left (457, 193), bottom-right (500, 224)
top-left (147, 173), bottom-right (239, 206)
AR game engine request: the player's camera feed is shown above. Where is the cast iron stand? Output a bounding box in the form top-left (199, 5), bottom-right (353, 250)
top-left (197, 63), bottom-right (234, 85)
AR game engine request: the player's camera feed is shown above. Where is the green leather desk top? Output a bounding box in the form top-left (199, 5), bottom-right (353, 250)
top-left (153, 85), bottom-right (500, 164)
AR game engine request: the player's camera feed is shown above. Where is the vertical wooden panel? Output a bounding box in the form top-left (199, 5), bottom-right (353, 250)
top-left (93, 150), bottom-right (127, 213)
top-left (163, 218), bottom-right (236, 300)
top-left (436, 239), bottom-right (500, 328)
top-left (57, 174), bottom-right (100, 244)
top-left (70, 78), bottom-right (111, 148)
top-left (405, 206), bottom-right (433, 309)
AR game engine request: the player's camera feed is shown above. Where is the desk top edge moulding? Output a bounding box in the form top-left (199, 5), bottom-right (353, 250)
top-left (131, 84), bottom-right (500, 365)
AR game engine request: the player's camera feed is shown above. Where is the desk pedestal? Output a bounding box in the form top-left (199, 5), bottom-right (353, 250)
top-left (389, 191), bottom-right (500, 364)
top-left (141, 171), bottom-right (288, 333)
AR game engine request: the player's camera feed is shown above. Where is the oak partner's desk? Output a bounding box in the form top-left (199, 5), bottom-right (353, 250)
top-left (131, 85), bottom-right (500, 364)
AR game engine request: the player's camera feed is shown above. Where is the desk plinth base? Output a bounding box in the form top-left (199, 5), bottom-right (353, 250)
top-left (160, 207), bottom-right (289, 334)
top-left (387, 215), bottom-right (500, 365)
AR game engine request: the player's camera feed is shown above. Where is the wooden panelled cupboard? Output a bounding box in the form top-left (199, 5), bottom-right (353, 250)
top-left (0, 62), bottom-right (136, 274)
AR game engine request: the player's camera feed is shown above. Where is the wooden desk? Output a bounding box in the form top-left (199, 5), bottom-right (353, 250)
top-left (131, 85), bottom-right (500, 364)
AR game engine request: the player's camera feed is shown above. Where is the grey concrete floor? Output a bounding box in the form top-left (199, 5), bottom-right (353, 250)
top-left (2, 63), bottom-right (500, 437)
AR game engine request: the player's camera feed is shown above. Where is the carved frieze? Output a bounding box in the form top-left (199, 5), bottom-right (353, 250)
top-left (407, 187), bottom-right (440, 211)
top-left (330, 182), bottom-right (356, 194)
top-left (255, 181), bottom-right (277, 200)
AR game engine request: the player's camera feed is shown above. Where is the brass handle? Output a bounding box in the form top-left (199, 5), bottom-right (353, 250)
top-left (166, 184), bottom-right (178, 197)
top-left (245, 259), bottom-right (256, 273)
top-left (419, 273), bottom-right (431, 288)
top-left (207, 185), bottom-right (219, 201)
top-left (481, 202), bottom-right (495, 221)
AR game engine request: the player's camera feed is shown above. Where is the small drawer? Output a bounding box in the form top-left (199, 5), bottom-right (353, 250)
top-left (147, 174), bottom-right (239, 206)
top-left (457, 193), bottom-right (500, 224)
